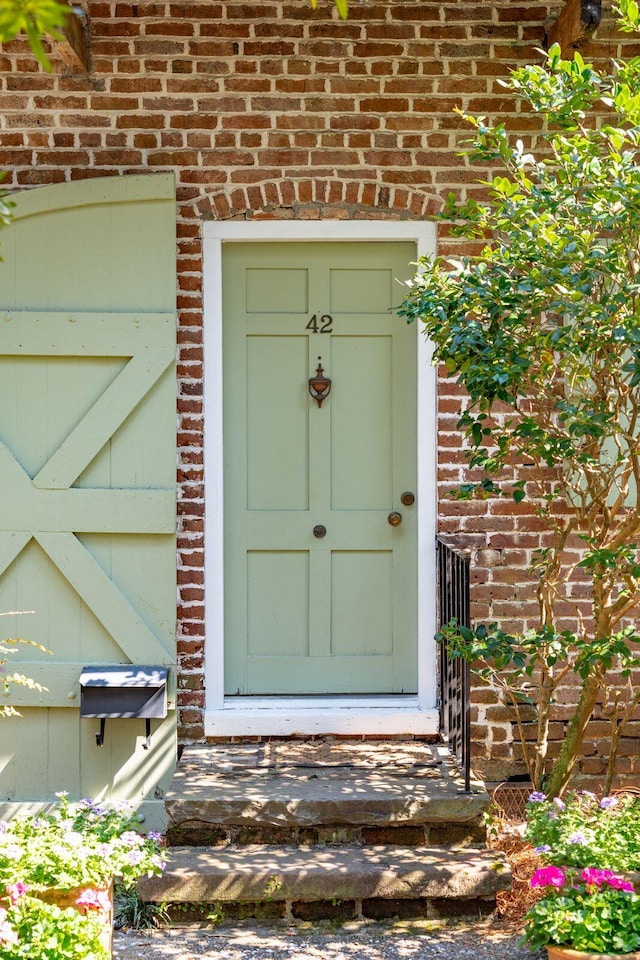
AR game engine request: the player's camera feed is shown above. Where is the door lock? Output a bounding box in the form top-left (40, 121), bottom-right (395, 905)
top-left (400, 491), bottom-right (415, 506)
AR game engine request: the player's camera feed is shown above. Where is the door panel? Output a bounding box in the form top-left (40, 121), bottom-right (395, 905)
top-left (330, 551), bottom-right (393, 656)
top-left (331, 336), bottom-right (392, 510)
top-left (247, 551), bottom-right (310, 657)
top-left (223, 241), bottom-right (417, 695)
top-left (247, 337), bottom-right (309, 510)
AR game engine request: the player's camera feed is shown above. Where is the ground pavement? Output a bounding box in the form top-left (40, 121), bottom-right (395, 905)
top-left (113, 920), bottom-right (539, 960)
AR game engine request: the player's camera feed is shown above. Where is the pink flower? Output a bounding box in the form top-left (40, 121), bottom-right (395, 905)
top-left (581, 868), bottom-right (635, 892)
top-left (5, 881), bottom-right (28, 903)
top-left (531, 865), bottom-right (566, 888)
top-left (607, 875), bottom-right (635, 892)
top-left (76, 888), bottom-right (111, 913)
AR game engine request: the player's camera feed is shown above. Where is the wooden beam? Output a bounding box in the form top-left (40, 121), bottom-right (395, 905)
top-left (52, 3), bottom-right (90, 73)
top-left (548, 0), bottom-right (602, 52)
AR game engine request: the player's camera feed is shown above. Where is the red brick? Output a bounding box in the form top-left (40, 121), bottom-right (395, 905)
top-left (111, 77), bottom-right (163, 92)
top-left (360, 97), bottom-right (410, 113)
top-left (3, 0), bottom-right (637, 782)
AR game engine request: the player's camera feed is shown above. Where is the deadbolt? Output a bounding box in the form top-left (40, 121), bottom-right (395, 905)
top-left (313, 525), bottom-right (327, 538)
top-left (387, 512), bottom-right (403, 527)
top-left (400, 491), bottom-right (415, 506)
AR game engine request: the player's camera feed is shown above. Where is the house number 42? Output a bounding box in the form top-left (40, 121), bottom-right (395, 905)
top-left (306, 314), bottom-right (333, 333)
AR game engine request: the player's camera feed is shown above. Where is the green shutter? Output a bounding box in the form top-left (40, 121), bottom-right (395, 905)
top-left (0, 175), bottom-right (176, 817)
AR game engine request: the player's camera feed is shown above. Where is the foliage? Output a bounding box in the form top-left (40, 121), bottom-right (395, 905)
top-left (0, 793), bottom-right (166, 892)
top-left (0, 795), bottom-right (166, 957)
top-left (0, 896), bottom-right (110, 960)
top-left (400, 0), bottom-right (640, 796)
top-left (524, 866), bottom-right (640, 954)
top-left (0, 0), bottom-right (68, 69)
top-left (113, 880), bottom-right (170, 930)
top-left (526, 790), bottom-right (640, 872)
top-left (523, 790), bottom-right (640, 952)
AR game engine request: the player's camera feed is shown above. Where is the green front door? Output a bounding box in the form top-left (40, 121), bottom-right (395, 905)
top-left (223, 242), bottom-right (417, 695)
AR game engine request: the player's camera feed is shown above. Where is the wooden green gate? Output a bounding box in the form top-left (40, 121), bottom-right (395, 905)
top-left (0, 175), bottom-right (176, 824)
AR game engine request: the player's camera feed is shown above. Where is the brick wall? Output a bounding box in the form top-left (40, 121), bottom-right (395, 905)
top-left (0, 0), bottom-right (637, 785)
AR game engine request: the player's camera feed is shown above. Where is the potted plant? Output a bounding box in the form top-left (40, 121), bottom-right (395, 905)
top-left (0, 793), bottom-right (165, 958)
top-left (524, 865), bottom-right (640, 959)
top-left (523, 792), bottom-right (640, 958)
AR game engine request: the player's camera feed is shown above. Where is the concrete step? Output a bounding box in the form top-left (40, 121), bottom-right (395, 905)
top-left (166, 743), bottom-right (489, 839)
top-left (140, 844), bottom-right (511, 906)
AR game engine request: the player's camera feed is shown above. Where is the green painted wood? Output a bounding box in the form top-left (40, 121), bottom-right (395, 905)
top-left (34, 351), bottom-right (174, 489)
top-left (223, 242), bottom-right (417, 695)
top-left (0, 437), bottom-right (172, 533)
top-left (35, 532), bottom-right (172, 664)
top-left (0, 174), bottom-right (177, 805)
top-left (0, 312), bottom-right (175, 355)
top-left (0, 533), bottom-right (31, 578)
top-left (0, 488), bottom-right (174, 533)
top-left (0, 663), bottom-right (101, 709)
top-left (4, 660), bottom-right (177, 709)
top-left (247, 337), bottom-right (309, 511)
top-left (9, 173), bottom-right (175, 222)
top-left (0, 709), bottom-right (175, 806)
top-left (1, 178), bottom-right (176, 314)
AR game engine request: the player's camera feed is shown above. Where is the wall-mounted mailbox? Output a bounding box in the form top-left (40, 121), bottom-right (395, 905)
top-left (80, 665), bottom-right (169, 749)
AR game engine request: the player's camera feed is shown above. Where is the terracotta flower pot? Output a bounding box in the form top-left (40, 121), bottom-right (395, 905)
top-left (548, 947), bottom-right (640, 960)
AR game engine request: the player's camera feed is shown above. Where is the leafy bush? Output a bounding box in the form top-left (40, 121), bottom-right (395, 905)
top-left (0, 897), bottom-right (109, 960)
top-left (400, 0), bottom-right (640, 796)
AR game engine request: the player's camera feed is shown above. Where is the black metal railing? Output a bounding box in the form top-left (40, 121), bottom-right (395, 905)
top-left (436, 537), bottom-right (471, 793)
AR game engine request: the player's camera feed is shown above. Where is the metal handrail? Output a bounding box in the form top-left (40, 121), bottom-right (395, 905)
top-left (436, 537), bottom-right (471, 793)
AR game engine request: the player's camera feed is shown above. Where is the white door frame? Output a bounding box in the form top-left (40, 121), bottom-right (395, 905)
top-left (202, 220), bottom-right (439, 736)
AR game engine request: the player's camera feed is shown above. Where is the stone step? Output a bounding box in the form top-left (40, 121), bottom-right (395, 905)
top-left (140, 844), bottom-right (511, 906)
top-left (166, 744), bottom-right (489, 838)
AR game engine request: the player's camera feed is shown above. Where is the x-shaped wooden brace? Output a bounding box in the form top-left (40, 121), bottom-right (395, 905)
top-left (0, 312), bottom-right (175, 665)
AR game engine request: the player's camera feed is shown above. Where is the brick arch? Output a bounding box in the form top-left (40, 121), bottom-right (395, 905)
top-left (196, 178), bottom-right (440, 222)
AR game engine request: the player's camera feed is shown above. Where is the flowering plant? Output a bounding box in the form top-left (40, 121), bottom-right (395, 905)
top-left (522, 791), bottom-right (640, 954)
top-left (523, 864), bottom-right (640, 953)
top-left (0, 896), bottom-right (110, 960)
top-left (525, 790), bottom-right (640, 872)
top-left (0, 794), bottom-right (166, 959)
top-left (0, 793), bottom-right (166, 891)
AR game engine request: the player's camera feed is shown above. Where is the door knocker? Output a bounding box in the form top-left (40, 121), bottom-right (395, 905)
top-left (308, 357), bottom-right (332, 408)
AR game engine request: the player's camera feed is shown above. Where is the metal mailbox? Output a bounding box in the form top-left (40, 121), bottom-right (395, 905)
top-left (80, 665), bottom-right (169, 748)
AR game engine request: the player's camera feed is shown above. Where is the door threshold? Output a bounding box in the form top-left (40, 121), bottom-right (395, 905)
top-left (204, 697), bottom-right (439, 737)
